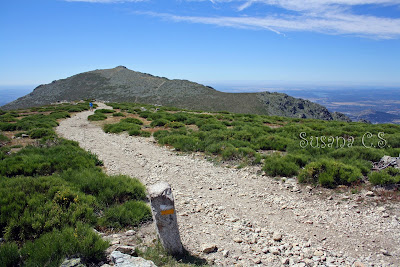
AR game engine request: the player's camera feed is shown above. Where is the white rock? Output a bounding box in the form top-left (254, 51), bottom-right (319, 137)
top-left (272, 232), bottom-right (282, 241)
top-left (365, 191), bottom-right (375, 197)
top-left (201, 243), bottom-right (218, 254)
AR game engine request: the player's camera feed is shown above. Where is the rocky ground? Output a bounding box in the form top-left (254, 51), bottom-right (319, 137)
top-left (56, 103), bottom-right (400, 266)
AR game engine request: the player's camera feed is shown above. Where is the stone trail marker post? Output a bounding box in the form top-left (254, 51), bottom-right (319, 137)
top-left (148, 182), bottom-right (183, 255)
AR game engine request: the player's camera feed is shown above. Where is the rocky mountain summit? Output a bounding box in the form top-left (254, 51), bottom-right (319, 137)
top-left (2, 66), bottom-right (349, 121)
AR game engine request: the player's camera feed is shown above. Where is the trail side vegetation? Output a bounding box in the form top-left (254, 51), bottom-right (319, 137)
top-left (102, 102), bottom-right (400, 189)
top-left (0, 101), bottom-right (151, 266)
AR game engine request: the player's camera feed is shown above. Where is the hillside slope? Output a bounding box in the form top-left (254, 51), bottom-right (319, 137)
top-left (1, 66), bottom-right (349, 121)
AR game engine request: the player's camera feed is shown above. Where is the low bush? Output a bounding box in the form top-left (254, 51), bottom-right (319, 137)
top-left (0, 133), bottom-right (10, 143)
top-left (255, 135), bottom-right (291, 151)
top-left (128, 129), bottom-right (151, 137)
top-left (28, 128), bottom-right (56, 139)
top-left (20, 223), bottom-right (108, 266)
top-left (368, 168), bottom-right (400, 185)
top-left (298, 159), bottom-right (362, 188)
top-left (0, 139), bottom-right (100, 177)
top-left (166, 121), bottom-right (185, 129)
top-left (263, 154), bottom-right (299, 177)
top-left (103, 122), bottom-right (140, 134)
top-left (121, 117), bottom-right (143, 125)
top-left (159, 135), bottom-right (200, 152)
top-left (16, 114), bottom-right (59, 131)
top-left (49, 111), bottom-right (70, 120)
top-left (112, 112), bottom-right (125, 117)
top-left (99, 201), bottom-right (151, 229)
top-left (0, 242), bottom-right (20, 267)
top-left (95, 109), bottom-right (115, 114)
top-left (0, 122), bottom-right (17, 131)
top-left (150, 119), bottom-right (170, 127)
top-left (88, 113), bottom-right (107, 121)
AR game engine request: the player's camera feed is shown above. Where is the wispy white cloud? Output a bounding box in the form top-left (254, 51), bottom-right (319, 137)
top-left (163, 0), bottom-right (400, 39)
top-left (66, 0), bottom-right (146, 3)
top-left (143, 9), bottom-right (400, 39)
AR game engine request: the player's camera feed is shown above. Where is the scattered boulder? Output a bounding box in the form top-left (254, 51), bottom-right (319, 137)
top-left (365, 191), bottom-right (375, 197)
top-left (201, 243), bottom-right (218, 254)
top-left (273, 232), bottom-right (282, 241)
top-left (60, 258), bottom-right (85, 267)
top-left (116, 245), bottom-right (137, 256)
top-left (111, 251), bottom-right (157, 267)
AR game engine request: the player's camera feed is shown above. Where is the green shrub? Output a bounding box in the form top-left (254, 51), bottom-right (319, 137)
top-left (121, 118), bottom-right (143, 125)
top-left (0, 133), bottom-right (10, 143)
top-left (49, 111), bottom-right (70, 120)
top-left (129, 129), bottom-right (151, 137)
top-left (166, 121), bottom-right (185, 129)
top-left (0, 122), bottom-right (17, 131)
top-left (263, 154), bottom-right (299, 177)
top-left (94, 109), bottom-right (115, 114)
top-left (150, 119), bottom-right (170, 127)
top-left (199, 123), bottom-right (225, 131)
top-left (88, 113), bottom-right (107, 121)
top-left (28, 128), bottom-right (56, 139)
top-left (298, 159), bottom-right (362, 188)
top-left (255, 135), bottom-right (291, 151)
top-left (221, 146), bottom-right (239, 160)
top-left (60, 169), bottom-right (147, 206)
top-left (368, 168), bottom-right (400, 185)
top-left (16, 114), bottom-right (59, 131)
top-left (20, 223), bottom-right (108, 266)
top-left (153, 130), bottom-right (170, 140)
top-left (103, 123), bottom-right (140, 134)
top-left (0, 175), bottom-right (97, 241)
top-left (0, 242), bottom-right (20, 267)
top-left (112, 112), bottom-right (125, 117)
top-left (0, 139), bottom-right (99, 177)
top-left (160, 135), bottom-right (200, 152)
top-left (99, 201), bottom-right (151, 229)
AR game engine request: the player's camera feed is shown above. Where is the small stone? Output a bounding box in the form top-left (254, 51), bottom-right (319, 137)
top-left (382, 213), bottom-right (389, 218)
top-left (365, 191), bottom-right (374, 197)
top-left (111, 239), bottom-right (120, 245)
top-left (380, 249), bottom-right (391, 256)
top-left (281, 257), bottom-right (290, 265)
top-left (60, 258), bottom-right (84, 267)
top-left (272, 232), bottom-right (282, 241)
top-left (377, 206), bottom-right (386, 212)
top-left (253, 257), bottom-right (262, 264)
top-left (125, 230), bottom-right (135, 236)
top-left (314, 250), bottom-right (324, 256)
top-left (269, 246), bottom-right (280, 255)
top-left (222, 250), bottom-right (229, 258)
top-left (115, 245), bottom-right (137, 256)
top-left (234, 237), bottom-right (243, 243)
top-left (354, 261), bottom-right (366, 267)
top-left (201, 243), bottom-right (218, 254)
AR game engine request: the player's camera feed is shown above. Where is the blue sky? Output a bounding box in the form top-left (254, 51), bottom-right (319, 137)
top-left (1, 0), bottom-right (400, 91)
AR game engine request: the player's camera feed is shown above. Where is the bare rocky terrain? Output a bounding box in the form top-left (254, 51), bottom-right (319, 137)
top-left (56, 103), bottom-right (400, 266)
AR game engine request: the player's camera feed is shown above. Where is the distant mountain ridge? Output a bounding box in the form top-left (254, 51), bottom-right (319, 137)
top-left (1, 66), bottom-right (349, 121)
top-left (351, 109), bottom-right (400, 124)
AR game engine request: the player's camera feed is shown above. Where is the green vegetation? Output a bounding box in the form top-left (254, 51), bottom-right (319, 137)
top-left (88, 113), bottom-right (107, 121)
top-left (105, 102), bottom-right (400, 188)
top-left (368, 168), bottom-right (400, 185)
top-left (0, 103), bottom-right (151, 266)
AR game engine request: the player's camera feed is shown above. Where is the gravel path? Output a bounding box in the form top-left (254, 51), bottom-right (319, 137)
top-left (57, 103), bottom-right (400, 266)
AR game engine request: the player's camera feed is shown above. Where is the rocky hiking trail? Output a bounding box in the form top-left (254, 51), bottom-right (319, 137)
top-left (56, 103), bottom-right (400, 266)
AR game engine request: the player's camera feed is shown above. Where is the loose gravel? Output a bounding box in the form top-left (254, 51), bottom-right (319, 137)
top-left (56, 103), bottom-right (400, 266)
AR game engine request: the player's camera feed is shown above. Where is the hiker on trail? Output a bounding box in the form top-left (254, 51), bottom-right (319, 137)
top-left (89, 102), bottom-right (93, 111)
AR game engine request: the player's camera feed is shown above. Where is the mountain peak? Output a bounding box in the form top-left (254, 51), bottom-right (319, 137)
top-left (0, 67), bottom-right (350, 122)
